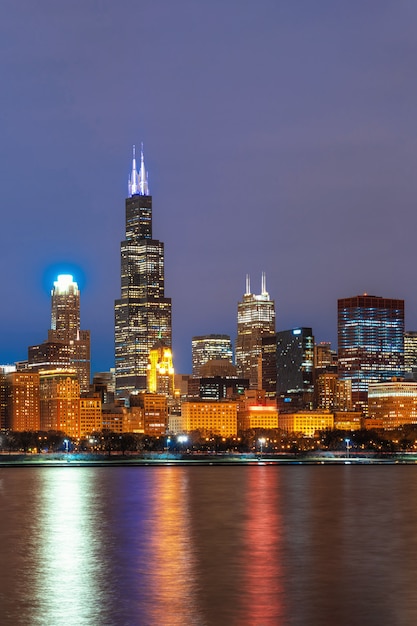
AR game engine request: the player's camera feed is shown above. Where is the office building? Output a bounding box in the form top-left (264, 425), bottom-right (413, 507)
top-left (237, 390), bottom-right (278, 431)
top-left (6, 371), bottom-right (40, 431)
top-left (261, 335), bottom-right (277, 398)
top-left (315, 372), bottom-right (352, 412)
top-left (192, 335), bottom-right (233, 376)
top-left (29, 275), bottom-right (91, 393)
top-left (276, 328), bottom-right (314, 411)
top-left (367, 381), bottom-right (417, 429)
top-left (405, 331), bottom-right (417, 380)
top-left (181, 400), bottom-right (237, 437)
top-left (236, 273), bottom-right (275, 388)
top-left (79, 397), bottom-right (102, 437)
top-left (39, 369), bottom-right (80, 436)
top-left (115, 146), bottom-right (172, 397)
top-left (279, 410), bottom-right (334, 437)
top-left (338, 294), bottom-right (405, 413)
top-left (130, 392), bottom-right (168, 435)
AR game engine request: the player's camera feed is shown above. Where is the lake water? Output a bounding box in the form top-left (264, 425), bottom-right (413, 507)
top-left (1, 464), bottom-right (417, 626)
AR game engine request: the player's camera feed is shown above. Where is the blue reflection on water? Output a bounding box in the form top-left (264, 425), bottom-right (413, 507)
top-left (1, 465), bottom-right (417, 626)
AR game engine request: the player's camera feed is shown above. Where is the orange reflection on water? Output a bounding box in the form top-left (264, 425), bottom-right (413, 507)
top-left (146, 467), bottom-right (201, 625)
top-left (238, 466), bottom-right (285, 625)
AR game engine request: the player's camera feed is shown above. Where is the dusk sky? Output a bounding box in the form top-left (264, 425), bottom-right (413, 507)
top-left (2, 1), bottom-right (417, 375)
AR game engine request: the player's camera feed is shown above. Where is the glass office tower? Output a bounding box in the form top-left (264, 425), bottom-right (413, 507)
top-left (338, 294), bottom-right (404, 413)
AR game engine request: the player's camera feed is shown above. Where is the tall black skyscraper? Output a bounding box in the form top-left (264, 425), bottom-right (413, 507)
top-left (115, 146), bottom-right (172, 397)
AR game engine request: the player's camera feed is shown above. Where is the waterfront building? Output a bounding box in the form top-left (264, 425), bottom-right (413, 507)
top-left (333, 411), bottom-right (362, 431)
top-left (6, 371), bottom-right (40, 431)
top-left (192, 335), bottom-right (233, 376)
top-left (101, 404), bottom-right (125, 433)
top-left (29, 275), bottom-right (91, 393)
top-left (367, 380), bottom-right (417, 429)
top-left (130, 392), bottom-right (168, 436)
top-left (181, 400), bottom-right (238, 437)
top-left (276, 328), bottom-right (314, 411)
top-left (279, 410), bottom-right (334, 437)
top-left (338, 294), bottom-right (405, 413)
top-left (237, 390), bottom-right (278, 431)
top-left (236, 273), bottom-right (276, 389)
top-left (115, 146), bottom-right (172, 397)
top-left (39, 369), bottom-right (80, 436)
top-left (79, 397), bottom-right (102, 438)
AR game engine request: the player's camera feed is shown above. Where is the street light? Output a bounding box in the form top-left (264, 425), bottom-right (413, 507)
top-left (64, 439), bottom-right (69, 453)
top-left (166, 436), bottom-right (171, 453)
top-left (345, 438), bottom-right (351, 459)
top-left (258, 437), bottom-right (266, 458)
top-left (177, 435), bottom-right (188, 452)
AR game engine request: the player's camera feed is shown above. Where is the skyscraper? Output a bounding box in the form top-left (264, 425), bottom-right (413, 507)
top-left (338, 294), bottom-right (405, 413)
top-left (276, 327), bottom-right (315, 410)
top-left (236, 273), bottom-right (275, 388)
top-left (115, 146), bottom-right (172, 397)
top-left (28, 275), bottom-right (91, 393)
top-left (192, 334), bottom-right (233, 376)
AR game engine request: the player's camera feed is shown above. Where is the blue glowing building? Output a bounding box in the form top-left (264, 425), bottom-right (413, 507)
top-left (337, 294), bottom-right (404, 413)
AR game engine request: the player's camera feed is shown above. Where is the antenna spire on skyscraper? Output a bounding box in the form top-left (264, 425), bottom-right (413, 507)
top-left (245, 274), bottom-right (251, 296)
top-left (261, 271), bottom-right (267, 295)
top-left (128, 145), bottom-right (140, 196)
top-left (139, 143), bottom-right (149, 196)
top-left (128, 143), bottom-right (149, 197)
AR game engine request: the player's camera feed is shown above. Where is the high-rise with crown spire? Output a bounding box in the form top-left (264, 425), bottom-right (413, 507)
top-left (236, 273), bottom-right (276, 389)
top-left (115, 145), bottom-right (172, 397)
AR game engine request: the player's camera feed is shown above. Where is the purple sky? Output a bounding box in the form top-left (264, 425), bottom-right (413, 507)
top-left (2, 1), bottom-right (417, 375)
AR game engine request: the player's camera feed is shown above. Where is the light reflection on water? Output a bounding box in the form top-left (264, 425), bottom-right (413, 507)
top-left (1, 465), bottom-right (417, 625)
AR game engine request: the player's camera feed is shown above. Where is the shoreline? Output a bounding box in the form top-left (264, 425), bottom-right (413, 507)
top-left (0, 452), bottom-right (416, 466)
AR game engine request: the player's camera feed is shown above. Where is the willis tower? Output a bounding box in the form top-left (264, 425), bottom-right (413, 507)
top-left (115, 145), bottom-right (172, 398)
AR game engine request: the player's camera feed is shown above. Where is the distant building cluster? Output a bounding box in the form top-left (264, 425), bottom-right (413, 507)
top-left (2, 147), bottom-right (417, 441)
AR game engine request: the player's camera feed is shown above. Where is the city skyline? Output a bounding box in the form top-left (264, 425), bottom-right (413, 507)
top-left (2, 2), bottom-right (417, 375)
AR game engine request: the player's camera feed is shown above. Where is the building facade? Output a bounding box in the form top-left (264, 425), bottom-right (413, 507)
top-left (181, 400), bottom-right (237, 437)
top-left (29, 275), bottom-right (91, 393)
top-left (367, 381), bottom-right (417, 429)
top-left (338, 295), bottom-right (405, 413)
top-left (236, 274), bottom-right (275, 389)
top-left (115, 146), bottom-right (172, 397)
top-left (6, 371), bottom-right (40, 431)
top-left (404, 331), bottom-right (417, 380)
top-left (191, 335), bottom-right (233, 376)
top-left (276, 328), bottom-right (314, 411)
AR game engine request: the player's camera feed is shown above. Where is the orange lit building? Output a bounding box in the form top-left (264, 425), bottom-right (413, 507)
top-left (181, 400), bottom-right (237, 436)
top-left (6, 371), bottom-right (40, 431)
top-left (39, 369), bottom-right (80, 436)
top-left (79, 397), bottom-right (102, 437)
top-left (130, 392), bottom-right (168, 435)
top-left (315, 372), bottom-right (352, 411)
top-left (333, 411), bottom-right (362, 431)
top-left (237, 389), bottom-right (278, 431)
top-left (279, 410), bottom-right (334, 437)
top-left (367, 381), bottom-right (417, 429)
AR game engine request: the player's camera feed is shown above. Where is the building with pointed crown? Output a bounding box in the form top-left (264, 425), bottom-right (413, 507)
top-left (28, 275), bottom-right (91, 393)
top-left (115, 145), bottom-right (172, 398)
top-left (236, 273), bottom-right (276, 389)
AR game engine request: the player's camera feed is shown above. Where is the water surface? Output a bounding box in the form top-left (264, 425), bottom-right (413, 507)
top-left (1, 465), bottom-right (416, 625)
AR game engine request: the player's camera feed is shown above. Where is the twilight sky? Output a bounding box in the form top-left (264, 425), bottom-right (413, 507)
top-left (2, 0), bottom-right (417, 375)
